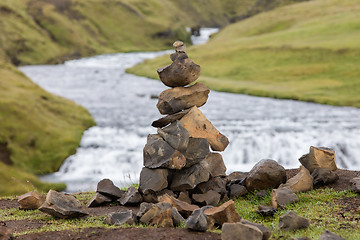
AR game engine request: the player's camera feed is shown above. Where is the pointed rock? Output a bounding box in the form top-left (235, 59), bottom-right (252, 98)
top-left (204, 200), bottom-right (241, 227)
top-left (312, 168), bottom-right (339, 186)
top-left (278, 211), bottom-right (309, 231)
top-left (318, 229), bottom-right (345, 240)
top-left (193, 190), bottom-right (221, 206)
top-left (279, 166), bottom-right (313, 193)
top-left (186, 206), bottom-right (211, 232)
top-left (87, 193), bottom-right (112, 208)
top-left (183, 138), bottom-right (210, 167)
top-left (299, 146), bottom-right (337, 173)
top-left (39, 190), bottom-right (88, 218)
top-left (157, 121), bottom-right (189, 152)
top-left (139, 167), bottom-right (168, 193)
top-left (271, 187), bottom-right (299, 209)
top-left (240, 219), bottom-right (272, 240)
top-left (350, 177), bottom-right (360, 193)
top-left (158, 193), bottom-right (199, 218)
top-left (18, 191), bottom-right (45, 210)
top-left (143, 134), bottom-right (186, 170)
top-left (137, 202), bottom-right (154, 219)
top-left (229, 184), bottom-right (248, 199)
top-left (246, 159), bottom-right (286, 192)
top-left (222, 222), bottom-right (263, 240)
top-left (104, 210), bottom-right (137, 226)
top-left (180, 106), bottom-right (229, 151)
top-left (119, 187), bottom-right (143, 206)
top-left (157, 82), bottom-right (210, 115)
top-left (204, 153), bottom-right (227, 177)
top-left (97, 179), bottom-right (124, 200)
top-left (196, 177), bottom-right (227, 195)
top-left (152, 109), bottom-right (190, 128)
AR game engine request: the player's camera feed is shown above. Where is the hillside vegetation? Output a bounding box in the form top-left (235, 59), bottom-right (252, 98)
top-left (128, 0), bottom-right (360, 108)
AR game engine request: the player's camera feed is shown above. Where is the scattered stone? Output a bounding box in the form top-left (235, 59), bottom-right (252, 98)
top-left (204, 200), bottom-right (241, 227)
top-left (279, 166), bottom-right (313, 193)
top-left (87, 192), bottom-right (112, 208)
top-left (139, 167), bottom-right (169, 193)
top-left (318, 229), bottom-right (345, 240)
top-left (271, 187), bottom-right (299, 209)
top-left (170, 160), bottom-right (210, 191)
top-left (350, 177), bottom-right (360, 193)
top-left (196, 177), bottom-right (227, 195)
top-left (18, 191), bottom-right (45, 210)
top-left (39, 190), bottom-right (88, 218)
top-left (278, 211), bottom-right (309, 231)
top-left (104, 210), bottom-right (137, 226)
top-left (119, 187), bottom-right (143, 206)
top-left (158, 193), bottom-right (199, 218)
top-left (229, 184), bottom-right (248, 199)
top-left (204, 153), bottom-right (227, 177)
top-left (143, 134), bottom-right (186, 170)
top-left (156, 82), bottom-right (209, 115)
top-left (299, 146), bottom-right (337, 173)
top-left (226, 171), bottom-right (248, 182)
top-left (137, 202), bottom-right (154, 219)
top-left (139, 202), bottom-right (183, 227)
top-left (180, 106), bottom-right (229, 151)
top-left (178, 191), bottom-right (192, 204)
top-left (186, 206), bottom-right (211, 232)
top-left (312, 168), bottom-right (339, 186)
top-left (157, 121), bottom-right (189, 152)
top-left (246, 159), bottom-right (286, 192)
top-left (0, 223), bottom-right (12, 240)
top-left (241, 219), bottom-right (271, 240)
top-left (97, 179), bottom-right (124, 200)
top-left (152, 109), bottom-right (190, 128)
top-left (183, 138), bottom-right (210, 167)
top-left (256, 205), bottom-right (276, 217)
top-left (221, 222), bottom-right (263, 240)
top-left (193, 190), bottom-right (221, 206)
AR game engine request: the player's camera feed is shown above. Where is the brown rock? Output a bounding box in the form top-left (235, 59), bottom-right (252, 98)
top-left (97, 179), bottom-right (124, 200)
top-left (104, 210), bottom-right (137, 226)
top-left (0, 224), bottom-right (12, 240)
top-left (158, 193), bottom-right (199, 218)
top-left (152, 109), bottom-right (190, 128)
top-left (173, 40), bottom-right (186, 53)
top-left (180, 106), bottom-right (229, 151)
top-left (204, 200), bottom-right (241, 227)
top-left (222, 222), bottom-right (263, 240)
top-left (226, 171), bottom-right (248, 182)
top-left (350, 177), bottom-right (360, 193)
top-left (193, 190), bottom-right (221, 206)
top-left (156, 82), bottom-right (209, 115)
top-left (229, 184), bottom-right (248, 199)
top-left (278, 211), bottom-right (309, 231)
top-left (157, 121), bottom-right (189, 152)
top-left (256, 205), bottom-right (276, 217)
top-left (139, 167), bottom-right (169, 193)
top-left (87, 192), bottom-right (112, 208)
top-left (178, 191), bottom-right (192, 204)
top-left (240, 219), bottom-right (272, 240)
top-left (139, 202), bottom-right (184, 227)
top-left (183, 138), bottom-right (210, 167)
top-left (271, 187), bottom-right (299, 209)
top-left (312, 168), bottom-right (339, 186)
top-left (18, 191), bottom-right (45, 210)
top-left (119, 187), bottom-right (143, 206)
top-left (204, 153), bottom-right (227, 177)
top-left (279, 166), bottom-right (313, 193)
top-left (137, 202), bottom-right (154, 219)
top-left (299, 146), bottom-right (337, 173)
top-left (318, 229), bottom-right (345, 240)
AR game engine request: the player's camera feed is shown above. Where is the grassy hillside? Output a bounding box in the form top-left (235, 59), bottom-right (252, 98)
top-left (128, 0), bottom-right (360, 108)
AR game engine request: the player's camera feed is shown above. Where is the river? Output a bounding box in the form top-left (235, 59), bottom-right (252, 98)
top-left (20, 28), bottom-right (360, 192)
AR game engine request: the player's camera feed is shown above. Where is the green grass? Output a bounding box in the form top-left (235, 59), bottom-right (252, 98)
top-left (1, 189), bottom-right (358, 239)
top-left (127, 0), bottom-right (360, 108)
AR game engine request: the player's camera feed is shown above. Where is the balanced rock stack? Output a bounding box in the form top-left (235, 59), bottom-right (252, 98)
top-left (139, 41), bottom-right (229, 206)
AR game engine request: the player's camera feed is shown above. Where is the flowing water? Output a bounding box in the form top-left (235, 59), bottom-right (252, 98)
top-left (20, 28), bottom-right (360, 192)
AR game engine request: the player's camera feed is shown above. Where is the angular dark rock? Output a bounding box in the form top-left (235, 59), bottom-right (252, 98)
top-left (312, 168), bottom-right (339, 186)
top-left (119, 187), bottom-right (143, 206)
top-left (226, 171), bottom-right (248, 182)
top-left (222, 222), bottom-right (263, 240)
top-left (170, 52), bottom-right (188, 62)
top-left (39, 190), bottom-right (88, 219)
top-left (278, 211), bottom-right (309, 231)
top-left (156, 82), bottom-right (209, 115)
top-left (318, 229), bottom-right (345, 240)
top-left (241, 219), bottom-right (272, 240)
top-left (350, 177), bottom-right (360, 193)
top-left (104, 210), bottom-right (137, 226)
top-left (204, 153), bottom-right (226, 177)
top-left (170, 160), bottom-right (210, 191)
top-left (18, 191), bottom-right (45, 210)
top-left (192, 190), bottom-right (221, 206)
top-left (256, 205), bottom-right (276, 217)
top-left (141, 189), bottom-right (158, 203)
top-left (204, 200), bottom-right (241, 227)
top-left (196, 177), bottom-right (227, 195)
top-left (139, 202), bottom-right (184, 227)
top-left (158, 193), bottom-right (199, 218)
top-left (299, 146), bottom-right (337, 173)
top-left (97, 179), bottom-right (124, 200)
top-left (87, 192), bottom-right (112, 208)
top-left (178, 191), bottom-right (192, 204)
top-left (245, 159), bottom-right (287, 192)
top-left (271, 187), bottom-right (299, 209)
top-left (279, 166), bottom-right (313, 193)
top-left (157, 121), bottom-right (189, 152)
top-left (139, 167), bottom-right (168, 193)
top-left (183, 138), bottom-right (210, 167)
top-left (229, 184), bottom-right (248, 199)
top-left (186, 206), bottom-right (211, 232)
top-left (143, 134), bottom-right (186, 170)
top-left (152, 109), bottom-right (190, 128)
top-left (137, 202), bottom-right (154, 219)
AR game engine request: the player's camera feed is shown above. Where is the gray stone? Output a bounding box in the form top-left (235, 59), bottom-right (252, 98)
top-left (255, 190), bottom-right (268, 198)
top-left (143, 134), bottom-right (186, 170)
top-left (157, 121), bottom-right (189, 152)
top-left (152, 109), bottom-right (190, 128)
top-left (226, 171), bottom-right (248, 182)
top-left (271, 187), bottom-right (299, 209)
top-left (278, 211), bottom-right (309, 231)
top-left (246, 159), bottom-right (287, 192)
top-left (279, 166), bottom-right (313, 193)
top-left (119, 187), bottom-right (143, 206)
top-left (193, 190), bottom-right (221, 206)
top-left (139, 202), bottom-right (184, 227)
top-left (221, 222), bottom-right (263, 240)
top-left (97, 179), bottom-right (124, 200)
top-left (18, 191), bottom-right (45, 210)
top-left (229, 184), bottom-right (248, 199)
top-left (170, 52), bottom-right (188, 62)
top-left (241, 219), bottom-right (272, 240)
top-left (318, 229), bottom-right (345, 240)
top-left (299, 146), bottom-right (337, 173)
top-left (204, 153), bottom-right (227, 177)
top-left (256, 205), bottom-right (276, 217)
top-left (183, 138), bottom-right (210, 167)
top-left (196, 177), bottom-right (227, 196)
top-left (104, 210), bottom-right (137, 225)
top-left (156, 82), bottom-right (209, 115)
top-left (139, 167), bottom-right (168, 193)
top-left (170, 160), bottom-right (211, 191)
top-left (350, 177), bottom-right (360, 193)
top-left (186, 207), bottom-right (211, 232)
top-left (39, 190), bottom-right (88, 218)
top-left (137, 202), bottom-right (154, 219)
top-left (312, 168), bottom-right (339, 186)
top-left (87, 192), bottom-right (112, 208)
